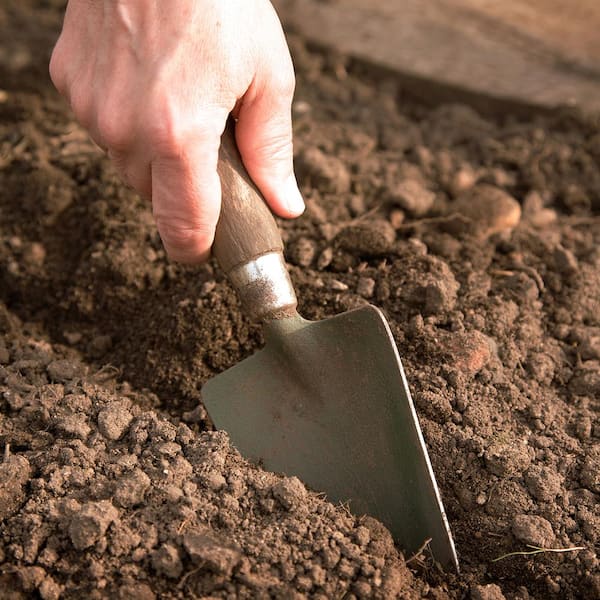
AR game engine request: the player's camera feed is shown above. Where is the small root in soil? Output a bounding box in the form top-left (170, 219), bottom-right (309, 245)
top-left (492, 544), bottom-right (586, 562)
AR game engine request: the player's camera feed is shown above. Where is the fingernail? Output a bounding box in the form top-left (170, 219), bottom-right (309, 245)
top-left (284, 175), bottom-right (305, 216)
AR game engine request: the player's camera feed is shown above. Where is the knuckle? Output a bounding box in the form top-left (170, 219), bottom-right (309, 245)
top-left (154, 215), bottom-right (213, 263)
top-left (145, 96), bottom-right (224, 158)
top-left (145, 99), bottom-right (187, 155)
top-left (97, 104), bottom-right (133, 151)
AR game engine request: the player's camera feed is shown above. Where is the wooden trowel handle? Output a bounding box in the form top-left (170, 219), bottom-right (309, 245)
top-left (214, 121), bottom-right (282, 273)
top-left (213, 119), bottom-right (298, 322)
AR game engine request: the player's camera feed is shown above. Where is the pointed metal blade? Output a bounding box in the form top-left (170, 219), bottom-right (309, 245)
top-left (202, 304), bottom-right (458, 571)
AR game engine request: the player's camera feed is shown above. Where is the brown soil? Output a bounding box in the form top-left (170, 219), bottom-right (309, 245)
top-left (1, 2), bottom-right (599, 599)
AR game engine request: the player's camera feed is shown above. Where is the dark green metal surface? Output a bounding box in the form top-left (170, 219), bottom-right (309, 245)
top-left (202, 304), bottom-right (458, 571)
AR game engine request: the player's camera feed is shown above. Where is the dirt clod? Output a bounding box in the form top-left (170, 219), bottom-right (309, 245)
top-left (297, 146), bottom-right (351, 194)
top-left (511, 514), bottom-right (555, 547)
top-left (151, 543), bottom-right (183, 579)
top-left (97, 400), bottom-right (134, 441)
top-left (0, 455), bottom-right (31, 520)
top-left (335, 219), bottom-right (396, 256)
top-left (114, 468), bottom-right (151, 508)
top-left (46, 359), bottom-right (85, 383)
top-left (470, 583), bottom-right (506, 600)
top-left (272, 476), bottom-right (308, 510)
top-left (388, 178), bottom-right (435, 216)
top-left (183, 529), bottom-right (241, 576)
top-left (69, 501), bottom-right (119, 550)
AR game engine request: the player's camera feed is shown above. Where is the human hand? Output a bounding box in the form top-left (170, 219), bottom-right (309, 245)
top-left (50, 0), bottom-right (304, 263)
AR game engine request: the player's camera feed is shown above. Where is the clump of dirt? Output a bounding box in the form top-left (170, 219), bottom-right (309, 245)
top-left (1, 1), bottom-right (599, 599)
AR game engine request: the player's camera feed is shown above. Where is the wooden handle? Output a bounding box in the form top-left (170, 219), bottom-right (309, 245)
top-left (213, 120), bottom-right (283, 274)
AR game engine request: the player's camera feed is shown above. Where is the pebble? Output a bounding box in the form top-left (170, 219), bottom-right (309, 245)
top-left (522, 191), bottom-right (557, 228)
top-left (200, 280), bottom-right (216, 296)
top-left (450, 165), bottom-right (477, 196)
top-left (317, 247), bottom-right (333, 269)
top-left (8, 235), bottom-right (22, 250)
top-left (330, 279), bottom-right (349, 291)
top-left (419, 278), bottom-right (459, 315)
top-left (445, 330), bottom-right (493, 376)
top-left (388, 209), bottom-right (405, 229)
top-left (448, 184), bottom-right (521, 238)
top-left (292, 100), bottom-right (311, 116)
top-left (387, 178), bottom-right (435, 216)
top-left (287, 237), bottom-right (317, 267)
top-left (69, 500), bottom-right (119, 550)
top-left (512, 514), bottom-right (555, 547)
top-left (356, 277), bottom-right (375, 298)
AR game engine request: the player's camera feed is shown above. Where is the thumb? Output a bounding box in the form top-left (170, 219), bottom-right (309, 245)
top-left (235, 79), bottom-right (305, 219)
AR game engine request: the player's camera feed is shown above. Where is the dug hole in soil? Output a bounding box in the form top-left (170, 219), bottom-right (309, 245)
top-left (1, 2), bottom-right (599, 599)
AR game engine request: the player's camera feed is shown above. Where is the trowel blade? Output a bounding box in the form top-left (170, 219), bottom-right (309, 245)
top-left (202, 304), bottom-right (458, 571)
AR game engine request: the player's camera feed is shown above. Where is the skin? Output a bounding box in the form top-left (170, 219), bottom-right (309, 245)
top-left (50, 0), bottom-right (305, 263)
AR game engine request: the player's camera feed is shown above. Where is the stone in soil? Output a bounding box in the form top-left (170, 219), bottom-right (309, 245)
top-left (446, 184), bottom-right (521, 238)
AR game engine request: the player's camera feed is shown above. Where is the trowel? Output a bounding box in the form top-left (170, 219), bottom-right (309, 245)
top-left (202, 121), bottom-right (459, 571)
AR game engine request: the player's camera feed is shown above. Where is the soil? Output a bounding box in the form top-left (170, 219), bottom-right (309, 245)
top-left (1, 2), bottom-right (599, 599)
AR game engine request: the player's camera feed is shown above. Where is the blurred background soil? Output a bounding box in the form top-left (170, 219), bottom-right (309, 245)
top-left (0, 1), bottom-right (599, 598)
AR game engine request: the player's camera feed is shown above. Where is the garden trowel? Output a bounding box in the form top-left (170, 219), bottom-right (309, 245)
top-left (202, 121), bottom-right (459, 571)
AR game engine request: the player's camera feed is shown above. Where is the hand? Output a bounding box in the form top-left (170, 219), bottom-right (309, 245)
top-left (50, 0), bottom-right (305, 263)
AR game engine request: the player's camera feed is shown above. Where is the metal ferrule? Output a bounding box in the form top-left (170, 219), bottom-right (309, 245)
top-left (227, 251), bottom-right (298, 322)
